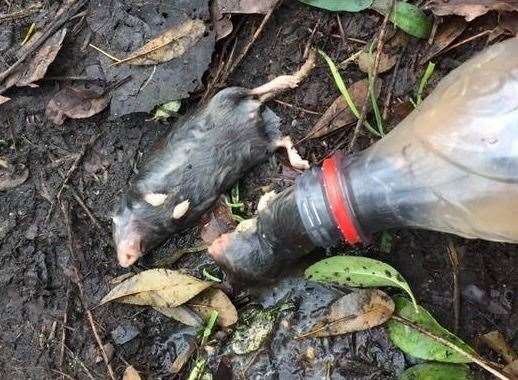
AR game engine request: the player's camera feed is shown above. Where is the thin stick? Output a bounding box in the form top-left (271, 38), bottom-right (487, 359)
top-left (447, 240), bottom-right (461, 332)
top-left (65, 184), bottom-right (105, 234)
top-left (442, 30), bottom-right (492, 55)
top-left (347, 0), bottom-right (394, 153)
top-left (392, 316), bottom-right (510, 380)
top-left (382, 49), bottom-right (403, 121)
top-left (303, 17), bottom-right (321, 60)
top-left (0, 2), bottom-right (42, 22)
top-left (226, 0), bottom-right (282, 78)
top-left (59, 288), bottom-right (71, 376)
top-left (273, 99), bottom-right (321, 115)
top-left (336, 14), bottom-right (346, 47)
top-left (88, 43), bottom-right (122, 63)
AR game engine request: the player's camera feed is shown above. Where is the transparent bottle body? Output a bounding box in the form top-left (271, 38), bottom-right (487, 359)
top-left (345, 37), bottom-right (518, 243)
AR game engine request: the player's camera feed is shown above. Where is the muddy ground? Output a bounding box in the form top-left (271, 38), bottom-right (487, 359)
top-left (1, 1), bottom-right (517, 379)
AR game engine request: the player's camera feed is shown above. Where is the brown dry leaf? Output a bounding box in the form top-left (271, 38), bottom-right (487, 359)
top-left (1, 28), bottom-right (67, 92)
top-left (211, 0), bottom-right (234, 41)
top-left (100, 269), bottom-right (211, 307)
top-left (425, 0), bottom-right (518, 21)
top-left (301, 289), bottom-right (394, 338)
top-left (421, 17), bottom-right (468, 63)
top-left (308, 79), bottom-right (382, 139)
top-left (357, 51), bottom-right (397, 74)
top-left (200, 198), bottom-right (236, 245)
top-left (116, 19), bottom-right (206, 66)
top-left (0, 95), bottom-right (10, 105)
top-left (154, 305), bottom-right (203, 327)
top-left (490, 12), bottom-right (518, 41)
top-left (170, 340), bottom-right (196, 375)
top-left (188, 288), bottom-right (238, 327)
top-left (504, 360), bottom-right (518, 377)
top-left (0, 159), bottom-right (29, 191)
top-left (46, 84), bottom-right (110, 125)
top-left (479, 331), bottom-right (517, 364)
top-left (217, 0), bottom-right (278, 14)
top-left (122, 365), bottom-right (141, 380)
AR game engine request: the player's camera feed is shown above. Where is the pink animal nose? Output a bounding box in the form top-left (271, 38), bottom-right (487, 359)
top-left (117, 240), bottom-right (141, 267)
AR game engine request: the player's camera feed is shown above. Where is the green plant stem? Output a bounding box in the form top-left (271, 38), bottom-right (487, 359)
top-left (417, 61), bottom-right (435, 105)
top-left (368, 43), bottom-right (384, 136)
top-left (318, 49), bottom-right (381, 137)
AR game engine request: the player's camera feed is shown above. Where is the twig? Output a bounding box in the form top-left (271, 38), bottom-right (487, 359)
top-left (45, 134), bottom-right (100, 223)
top-left (139, 65), bottom-right (156, 92)
top-left (226, 0), bottom-right (282, 79)
top-left (0, 2), bottom-right (42, 22)
top-left (0, 0), bottom-right (87, 85)
top-left (392, 315), bottom-right (510, 380)
top-left (64, 345), bottom-right (96, 380)
top-left (447, 240), bottom-right (461, 332)
top-left (65, 184), bottom-right (105, 235)
top-left (88, 43), bottom-right (122, 63)
top-left (347, 0), bottom-right (394, 153)
top-left (303, 17), bottom-right (321, 60)
top-left (273, 99), bottom-right (321, 115)
top-left (442, 30), bottom-right (492, 55)
top-left (59, 288), bottom-right (71, 378)
top-left (382, 49), bottom-right (404, 121)
top-left (336, 14), bottom-right (346, 47)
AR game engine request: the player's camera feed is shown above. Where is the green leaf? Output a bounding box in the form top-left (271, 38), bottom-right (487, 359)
top-left (318, 49), bottom-right (381, 137)
top-left (305, 256), bottom-right (417, 311)
top-left (416, 61), bottom-right (436, 105)
top-left (298, 0), bottom-right (373, 12)
top-left (372, 0), bottom-right (431, 39)
top-left (399, 363), bottom-right (473, 380)
top-left (387, 297), bottom-right (476, 363)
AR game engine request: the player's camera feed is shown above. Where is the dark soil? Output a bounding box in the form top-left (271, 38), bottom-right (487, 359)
top-left (1, 1), bottom-right (517, 379)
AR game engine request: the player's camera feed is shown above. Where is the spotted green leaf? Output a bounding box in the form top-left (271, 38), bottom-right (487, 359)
top-left (305, 256), bottom-right (418, 311)
top-left (399, 363), bottom-right (473, 380)
top-left (387, 297), bottom-right (477, 363)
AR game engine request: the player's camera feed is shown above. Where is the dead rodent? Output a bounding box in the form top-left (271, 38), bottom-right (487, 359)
top-left (112, 50), bottom-right (316, 267)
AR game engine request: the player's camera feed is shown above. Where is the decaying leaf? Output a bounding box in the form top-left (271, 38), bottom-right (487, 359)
top-left (155, 305), bottom-right (204, 327)
top-left (357, 51), bottom-right (397, 74)
top-left (116, 19), bottom-right (206, 66)
top-left (150, 100), bottom-right (181, 121)
top-left (399, 363), bottom-right (473, 380)
top-left (479, 330), bottom-right (517, 364)
top-left (170, 340), bottom-right (196, 375)
top-left (421, 17), bottom-right (468, 63)
top-left (217, 0), bottom-right (279, 14)
top-left (200, 198), bottom-right (237, 244)
top-left (100, 269), bottom-right (211, 307)
top-left (231, 303), bottom-right (293, 355)
top-left (122, 365), bottom-right (141, 380)
top-left (425, 0), bottom-right (518, 22)
top-left (301, 289), bottom-right (394, 338)
top-left (387, 297), bottom-right (476, 363)
top-left (0, 95), bottom-right (10, 105)
top-left (46, 84), bottom-right (111, 125)
top-left (188, 288), bottom-right (238, 327)
top-left (504, 360), bottom-right (518, 377)
top-left (305, 255), bottom-right (418, 311)
top-left (1, 28), bottom-right (67, 93)
top-left (0, 159), bottom-right (29, 191)
top-left (308, 79), bottom-right (382, 139)
top-left (211, 1), bottom-right (233, 41)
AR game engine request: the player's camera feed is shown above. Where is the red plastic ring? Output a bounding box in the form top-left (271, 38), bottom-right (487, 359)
top-left (321, 156), bottom-right (360, 244)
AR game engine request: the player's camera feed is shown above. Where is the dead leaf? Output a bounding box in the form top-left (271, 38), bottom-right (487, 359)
top-left (122, 365), bottom-right (141, 380)
top-left (357, 51), bottom-right (397, 74)
top-left (0, 159), bottom-right (29, 191)
top-left (504, 360), bottom-right (518, 377)
top-left (115, 19), bottom-right (206, 66)
top-left (308, 79), bottom-right (382, 139)
top-left (170, 341), bottom-right (196, 374)
top-left (1, 28), bottom-right (67, 92)
top-left (421, 17), bottom-right (468, 63)
top-left (46, 84), bottom-right (110, 125)
top-left (216, 0), bottom-right (278, 14)
top-left (0, 95), bottom-right (10, 105)
top-left (479, 331), bottom-right (517, 364)
top-left (300, 289), bottom-right (394, 338)
top-left (154, 305), bottom-right (203, 327)
top-left (200, 198), bottom-right (236, 245)
top-left (212, 0), bottom-right (234, 41)
top-left (188, 288), bottom-right (238, 327)
top-left (425, 0), bottom-right (518, 21)
top-left (100, 269), bottom-right (211, 307)
top-left (490, 12), bottom-right (518, 41)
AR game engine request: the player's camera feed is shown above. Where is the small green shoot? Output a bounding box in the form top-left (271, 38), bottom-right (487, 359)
top-left (187, 357), bottom-right (207, 380)
top-left (367, 43), bottom-right (384, 136)
top-left (228, 182), bottom-right (245, 211)
top-left (202, 268), bottom-right (222, 283)
top-left (200, 310), bottom-right (219, 346)
top-left (416, 62), bottom-right (436, 106)
top-left (379, 231), bottom-right (393, 253)
top-left (319, 49), bottom-right (381, 137)
top-left (150, 99), bottom-right (181, 121)
top-left (21, 23), bottom-right (36, 46)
